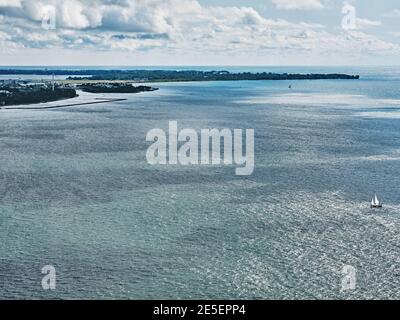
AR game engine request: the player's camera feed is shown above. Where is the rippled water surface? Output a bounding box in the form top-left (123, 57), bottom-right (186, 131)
top-left (1, 66), bottom-right (400, 299)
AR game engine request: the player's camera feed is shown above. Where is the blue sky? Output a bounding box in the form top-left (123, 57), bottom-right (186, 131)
top-left (0, 0), bottom-right (399, 66)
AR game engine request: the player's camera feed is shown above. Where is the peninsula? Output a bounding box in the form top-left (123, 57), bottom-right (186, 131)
top-left (0, 80), bottom-right (158, 107)
top-left (0, 84), bottom-right (77, 107)
top-left (0, 69), bottom-right (360, 82)
top-left (78, 83), bottom-right (158, 93)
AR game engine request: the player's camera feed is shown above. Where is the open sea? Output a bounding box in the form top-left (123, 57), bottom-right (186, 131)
top-left (1, 66), bottom-right (400, 299)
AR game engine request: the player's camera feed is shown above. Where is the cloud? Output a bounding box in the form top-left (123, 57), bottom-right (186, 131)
top-left (0, 0), bottom-right (398, 64)
top-left (270, 0), bottom-right (325, 10)
top-left (383, 9), bottom-right (400, 17)
top-left (356, 18), bottom-right (382, 29)
top-left (0, 0), bottom-right (21, 6)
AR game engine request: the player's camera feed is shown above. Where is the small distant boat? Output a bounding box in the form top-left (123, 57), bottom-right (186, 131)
top-left (289, 85), bottom-right (292, 89)
top-left (370, 192), bottom-right (382, 208)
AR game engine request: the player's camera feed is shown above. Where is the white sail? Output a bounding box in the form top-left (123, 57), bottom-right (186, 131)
top-left (371, 192), bottom-right (381, 207)
top-left (374, 193), bottom-right (380, 206)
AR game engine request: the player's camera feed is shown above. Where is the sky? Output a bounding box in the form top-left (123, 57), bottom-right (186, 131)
top-left (0, 0), bottom-right (399, 66)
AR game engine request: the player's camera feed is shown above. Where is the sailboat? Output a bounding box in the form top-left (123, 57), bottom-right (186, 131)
top-left (370, 192), bottom-right (382, 208)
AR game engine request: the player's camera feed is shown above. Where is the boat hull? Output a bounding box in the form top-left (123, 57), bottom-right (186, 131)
top-left (370, 205), bottom-right (382, 208)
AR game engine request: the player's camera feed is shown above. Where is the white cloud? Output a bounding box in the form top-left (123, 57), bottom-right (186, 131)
top-left (0, 0), bottom-right (398, 64)
top-left (383, 9), bottom-right (400, 17)
top-left (0, 0), bottom-right (21, 6)
top-left (270, 0), bottom-right (325, 10)
top-left (356, 18), bottom-right (382, 29)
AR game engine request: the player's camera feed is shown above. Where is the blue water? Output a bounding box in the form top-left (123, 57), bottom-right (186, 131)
top-left (1, 66), bottom-right (400, 299)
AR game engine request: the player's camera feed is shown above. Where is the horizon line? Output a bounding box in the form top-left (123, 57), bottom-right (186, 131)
top-left (0, 64), bottom-right (399, 68)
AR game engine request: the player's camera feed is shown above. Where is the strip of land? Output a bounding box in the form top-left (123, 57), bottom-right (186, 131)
top-left (0, 82), bottom-right (157, 107)
top-left (0, 69), bottom-right (360, 82)
top-left (1, 98), bottom-right (127, 110)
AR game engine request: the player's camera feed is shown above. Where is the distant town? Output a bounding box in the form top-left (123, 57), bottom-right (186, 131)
top-left (0, 79), bottom-right (77, 106)
top-left (0, 78), bottom-right (158, 107)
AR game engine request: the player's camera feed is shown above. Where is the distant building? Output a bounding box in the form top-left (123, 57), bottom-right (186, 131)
top-left (133, 78), bottom-right (149, 82)
top-left (25, 82), bottom-right (47, 87)
top-left (0, 90), bottom-right (11, 96)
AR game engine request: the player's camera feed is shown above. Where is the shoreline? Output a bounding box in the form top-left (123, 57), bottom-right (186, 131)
top-left (1, 83), bottom-right (158, 108)
top-left (0, 93), bottom-right (79, 108)
top-left (1, 97), bottom-right (127, 110)
top-left (0, 69), bottom-right (360, 82)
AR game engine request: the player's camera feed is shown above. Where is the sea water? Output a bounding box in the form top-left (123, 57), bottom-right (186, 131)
top-left (0, 66), bottom-right (400, 299)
